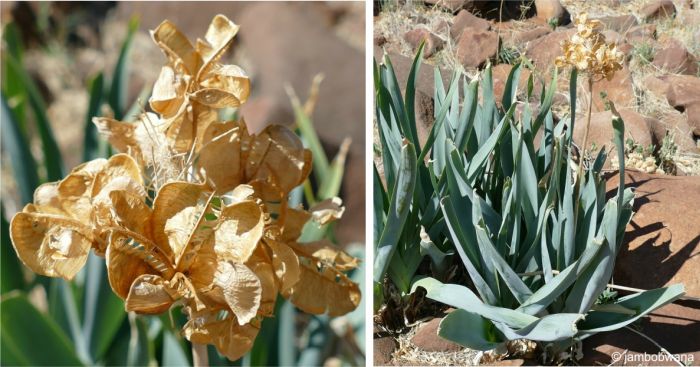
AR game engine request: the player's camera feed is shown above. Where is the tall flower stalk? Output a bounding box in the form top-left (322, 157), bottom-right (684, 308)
top-left (555, 12), bottom-right (624, 182)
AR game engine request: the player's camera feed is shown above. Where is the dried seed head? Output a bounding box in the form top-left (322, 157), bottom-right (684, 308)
top-left (555, 12), bottom-right (624, 80)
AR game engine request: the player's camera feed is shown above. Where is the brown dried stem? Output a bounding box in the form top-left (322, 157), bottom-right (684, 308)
top-left (192, 343), bottom-right (209, 367)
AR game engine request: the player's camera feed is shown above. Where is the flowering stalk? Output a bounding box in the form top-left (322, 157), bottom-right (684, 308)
top-left (555, 12), bottom-right (624, 185)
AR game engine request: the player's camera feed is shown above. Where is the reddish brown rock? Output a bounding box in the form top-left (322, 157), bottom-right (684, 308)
top-left (684, 101), bottom-right (700, 136)
top-left (492, 359), bottom-right (528, 366)
top-left (640, 0), bottom-right (677, 21)
top-left (643, 75), bottom-right (670, 99)
top-left (580, 303), bottom-right (700, 366)
top-left (679, 8), bottom-right (700, 24)
top-left (595, 14), bottom-right (638, 33)
top-left (525, 29), bottom-right (576, 70)
top-left (652, 39), bottom-right (699, 75)
top-left (450, 9), bottom-right (490, 40)
top-left (649, 111), bottom-right (698, 152)
top-left (404, 27), bottom-right (444, 58)
top-left (374, 337), bottom-right (398, 366)
top-left (660, 74), bottom-right (700, 108)
top-left (534, 0), bottom-right (569, 24)
top-left (411, 317), bottom-right (463, 352)
top-left (492, 64), bottom-right (542, 103)
top-left (433, 19), bottom-right (449, 34)
top-left (511, 26), bottom-right (551, 44)
top-left (606, 171), bottom-right (700, 296)
top-left (574, 109), bottom-right (655, 159)
top-left (625, 24), bottom-right (657, 44)
top-left (588, 66), bottom-right (635, 112)
top-left (456, 29), bottom-right (499, 68)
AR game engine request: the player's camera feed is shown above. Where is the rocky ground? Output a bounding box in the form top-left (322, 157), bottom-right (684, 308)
top-left (374, 0), bottom-right (700, 365)
top-left (1, 2), bottom-right (365, 245)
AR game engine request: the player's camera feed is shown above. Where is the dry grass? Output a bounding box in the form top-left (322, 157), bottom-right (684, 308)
top-left (390, 325), bottom-right (482, 366)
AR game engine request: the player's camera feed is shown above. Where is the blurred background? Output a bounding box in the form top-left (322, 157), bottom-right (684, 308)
top-left (0, 2), bottom-right (365, 366)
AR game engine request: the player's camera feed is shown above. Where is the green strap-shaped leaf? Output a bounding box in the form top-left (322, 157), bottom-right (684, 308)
top-left (491, 312), bottom-right (583, 342)
top-left (532, 68), bottom-right (557, 134)
top-left (412, 277), bottom-right (538, 329)
top-left (109, 17), bottom-right (139, 120)
top-left (517, 238), bottom-right (604, 315)
top-left (418, 71), bottom-right (459, 162)
top-left (1, 204), bottom-right (24, 294)
top-left (373, 164), bottom-right (388, 241)
top-left (1, 293), bottom-right (84, 366)
top-left (82, 253), bottom-right (126, 361)
top-left (466, 104), bottom-right (514, 185)
top-left (501, 62), bottom-right (522, 112)
top-left (578, 284), bottom-right (684, 334)
top-left (438, 309), bottom-right (502, 351)
top-left (162, 330), bottom-right (191, 367)
top-left (1, 95), bottom-right (39, 204)
top-left (3, 55), bottom-right (64, 181)
top-left (455, 79), bottom-right (478, 153)
top-left (474, 222), bottom-right (533, 304)
top-left (403, 41), bottom-right (425, 151)
top-left (83, 73), bottom-right (105, 162)
top-left (374, 140), bottom-right (417, 282)
top-left (441, 197), bottom-right (499, 305)
top-left (564, 200), bottom-right (618, 313)
top-left (565, 68), bottom-right (577, 143)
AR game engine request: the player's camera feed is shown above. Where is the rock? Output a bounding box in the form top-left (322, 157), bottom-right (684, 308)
top-left (649, 111), bottom-right (698, 152)
top-left (404, 27), bottom-right (444, 58)
top-left (652, 39), bottom-right (699, 75)
top-left (640, 0), bottom-right (677, 21)
top-left (411, 318), bottom-right (463, 352)
top-left (602, 30), bottom-right (626, 45)
top-left (374, 337), bottom-right (398, 366)
top-left (534, 0), bottom-right (570, 24)
top-left (573, 109), bottom-right (655, 160)
top-left (492, 64), bottom-right (542, 103)
top-left (510, 26), bottom-right (551, 44)
top-left (580, 303), bottom-right (700, 365)
top-left (450, 9), bottom-right (490, 40)
top-left (525, 29), bottom-right (576, 70)
top-left (492, 359), bottom-right (527, 366)
top-left (625, 24), bottom-right (657, 44)
top-left (643, 74), bottom-right (671, 99)
top-left (433, 19), bottom-right (449, 34)
top-left (237, 2), bottom-right (364, 244)
top-left (606, 171), bottom-right (700, 297)
top-left (595, 15), bottom-right (638, 33)
top-left (679, 8), bottom-right (700, 24)
top-left (659, 74), bottom-right (700, 108)
top-left (375, 34), bottom-right (387, 47)
top-left (424, 0), bottom-right (467, 14)
top-left (642, 74), bottom-right (700, 138)
top-left (684, 101), bottom-right (700, 136)
top-left (455, 29), bottom-right (499, 68)
top-left (588, 65), bottom-right (635, 113)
